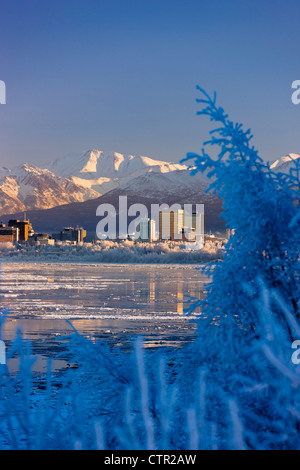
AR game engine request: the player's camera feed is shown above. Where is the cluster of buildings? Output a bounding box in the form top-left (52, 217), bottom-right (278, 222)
top-left (0, 208), bottom-right (210, 246)
top-left (138, 209), bottom-right (205, 242)
top-left (0, 219), bottom-right (87, 246)
top-left (0, 219), bottom-right (34, 243)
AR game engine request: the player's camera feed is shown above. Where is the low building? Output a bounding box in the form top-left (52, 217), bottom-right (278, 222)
top-left (0, 227), bottom-right (19, 243)
top-left (37, 238), bottom-right (55, 246)
top-left (29, 233), bottom-right (55, 246)
top-left (31, 233), bottom-right (49, 241)
top-left (52, 227), bottom-right (87, 243)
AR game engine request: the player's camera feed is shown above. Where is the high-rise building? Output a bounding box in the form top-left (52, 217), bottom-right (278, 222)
top-left (8, 219), bottom-right (33, 241)
top-left (159, 209), bottom-right (184, 240)
top-left (139, 218), bottom-right (156, 241)
top-left (183, 209), bottom-right (205, 242)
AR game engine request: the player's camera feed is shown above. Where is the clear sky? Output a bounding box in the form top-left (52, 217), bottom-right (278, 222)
top-left (1, 0), bottom-right (300, 168)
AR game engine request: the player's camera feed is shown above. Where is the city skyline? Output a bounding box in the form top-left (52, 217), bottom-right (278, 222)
top-left (0, 202), bottom-right (206, 244)
top-left (1, 0), bottom-right (300, 168)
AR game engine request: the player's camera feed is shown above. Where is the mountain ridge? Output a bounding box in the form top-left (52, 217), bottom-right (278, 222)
top-left (0, 149), bottom-right (204, 217)
top-left (0, 150), bottom-right (298, 226)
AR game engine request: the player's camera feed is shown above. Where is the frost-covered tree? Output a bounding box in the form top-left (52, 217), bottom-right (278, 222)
top-left (177, 87), bottom-right (300, 449)
top-left (183, 87), bottom-right (300, 333)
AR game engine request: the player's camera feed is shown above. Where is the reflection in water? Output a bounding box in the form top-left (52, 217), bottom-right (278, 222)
top-left (177, 272), bottom-right (183, 314)
top-left (0, 263), bottom-right (206, 319)
top-left (0, 262), bottom-right (209, 373)
top-left (149, 271), bottom-right (155, 305)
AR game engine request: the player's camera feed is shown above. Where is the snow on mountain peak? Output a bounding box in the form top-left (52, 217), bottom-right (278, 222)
top-left (0, 148), bottom-right (192, 216)
top-left (270, 153), bottom-right (300, 172)
top-left (2, 147), bottom-right (298, 220)
top-left (20, 163), bottom-right (55, 177)
top-left (80, 150), bottom-right (102, 173)
top-left (45, 149), bottom-right (188, 180)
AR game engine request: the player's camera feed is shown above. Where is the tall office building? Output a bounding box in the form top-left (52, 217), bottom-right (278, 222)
top-left (140, 218), bottom-right (156, 241)
top-left (8, 219), bottom-right (33, 242)
top-left (159, 209), bottom-right (184, 240)
top-left (183, 208), bottom-right (205, 242)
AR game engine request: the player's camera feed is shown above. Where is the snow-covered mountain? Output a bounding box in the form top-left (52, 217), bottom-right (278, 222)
top-left (0, 149), bottom-right (299, 219)
top-left (0, 150), bottom-right (205, 217)
top-left (0, 163), bottom-right (99, 216)
top-left (270, 153), bottom-right (300, 173)
top-left (46, 149), bottom-right (187, 178)
top-left (45, 149), bottom-right (192, 194)
top-left (1, 169), bottom-right (225, 235)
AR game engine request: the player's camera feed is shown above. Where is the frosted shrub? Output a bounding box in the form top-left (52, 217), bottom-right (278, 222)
top-left (182, 87), bottom-right (299, 329)
top-left (0, 240), bottom-right (224, 264)
top-left (2, 280), bottom-right (299, 450)
top-left (0, 242), bottom-right (16, 253)
top-left (179, 87), bottom-right (300, 448)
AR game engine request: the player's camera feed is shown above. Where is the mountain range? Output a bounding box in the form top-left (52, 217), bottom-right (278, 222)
top-left (0, 150), bottom-right (192, 215)
top-left (0, 150), bottom-right (299, 235)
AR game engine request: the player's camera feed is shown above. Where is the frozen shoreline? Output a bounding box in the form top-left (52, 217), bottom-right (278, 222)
top-left (0, 239), bottom-right (224, 265)
top-left (0, 262), bottom-right (207, 375)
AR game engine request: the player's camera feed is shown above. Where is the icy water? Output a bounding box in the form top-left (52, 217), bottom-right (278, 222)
top-left (0, 262), bottom-right (209, 373)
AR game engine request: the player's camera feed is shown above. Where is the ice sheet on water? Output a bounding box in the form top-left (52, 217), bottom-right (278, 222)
top-left (0, 262), bottom-right (206, 320)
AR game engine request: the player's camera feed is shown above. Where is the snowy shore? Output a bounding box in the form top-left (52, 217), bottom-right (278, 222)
top-left (0, 239), bottom-right (225, 264)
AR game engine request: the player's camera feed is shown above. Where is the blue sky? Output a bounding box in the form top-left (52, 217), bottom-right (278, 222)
top-left (1, 0), bottom-right (300, 167)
